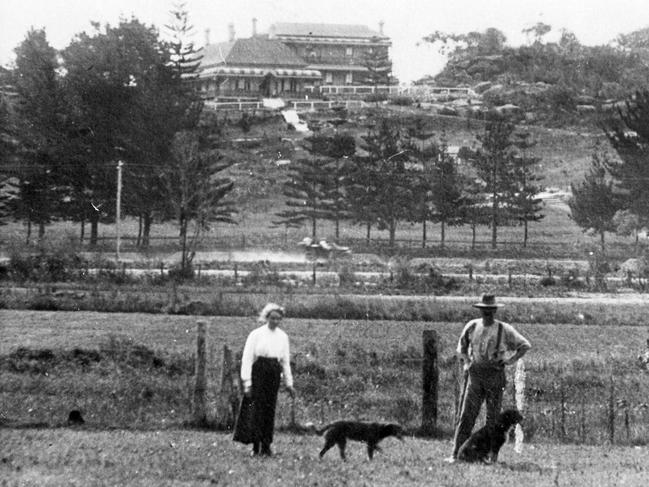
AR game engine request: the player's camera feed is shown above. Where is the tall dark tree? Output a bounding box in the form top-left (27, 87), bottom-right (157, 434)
top-left (351, 117), bottom-right (412, 248)
top-left (471, 118), bottom-right (517, 249)
top-left (429, 141), bottom-right (464, 249)
top-left (404, 117), bottom-right (435, 247)
top-left (307, 133), bottom-right (355, 239)
top-left (602, 90), bottom-right (649, 230)
top-left (61, 21), bottom-right (142, 245)
top-left (165, 1), bottom-right (203, 129)
top-left (568, 151), bottom-right (621, 251)
top-left (117, 18), bottom-right (185, 248)
top-left (508, 131), bottom-right (544, 247)
top-left (461, 178), bottom-right (490, 250)
top-left (163, 129), bottom-right (235, 272)
top-left (10, 29), bottom-right (65, 241)
top-left (273, 156), bottom-right (331, 238)
top-left (0, 85), bottom-right (18, 224)
top-left (361, 39), bottom-right (392, 88)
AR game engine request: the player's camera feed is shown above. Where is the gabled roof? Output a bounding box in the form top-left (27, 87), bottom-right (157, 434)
top-left (200, 37), bottom-right (306, 68)
top-left (200, 41), bottom-right (236, 68)
top-left (271, 22), bottom-right (387, 40)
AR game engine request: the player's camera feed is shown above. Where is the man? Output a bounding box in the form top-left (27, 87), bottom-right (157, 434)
top-left (445, 293), bottom-right (531, 463)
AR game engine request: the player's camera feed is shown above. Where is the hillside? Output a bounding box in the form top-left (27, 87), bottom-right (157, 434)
top-left (219, 104), bottom-right (606, 205)
top-left (421, 26), bottom-right (649, 130)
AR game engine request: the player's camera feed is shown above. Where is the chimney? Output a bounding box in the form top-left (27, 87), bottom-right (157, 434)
top-left (228, 23), bottom-right (235, 42)
top-left (379, 20), bottom-right (384, 36)
top-left (252, 17), bottom-right (258, 37)
top-left (204, 28), bottom-right (210, 46)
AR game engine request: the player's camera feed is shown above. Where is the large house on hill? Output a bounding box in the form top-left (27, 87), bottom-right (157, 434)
top-left (268, 22), bottom-right (391, 87)
top-left (196, 20), bottom-right (393, 100)
top-left (197, 36), bottom-right (321, 99)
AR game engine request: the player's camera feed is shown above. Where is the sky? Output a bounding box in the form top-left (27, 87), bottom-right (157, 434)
top-left (1, 0), bottom-right (649, 83)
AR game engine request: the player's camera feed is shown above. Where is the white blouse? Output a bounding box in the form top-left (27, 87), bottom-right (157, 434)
top-left (241, 324), bottom-right (293, 388)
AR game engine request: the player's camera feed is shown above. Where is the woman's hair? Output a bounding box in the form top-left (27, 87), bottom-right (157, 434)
top-left (258, 302), bottom-right (285, 323)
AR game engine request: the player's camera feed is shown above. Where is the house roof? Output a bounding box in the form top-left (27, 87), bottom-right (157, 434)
top-left (271, 22), bottom-right (387, 40)
top-left (200, 37), bottom-right (306, 68)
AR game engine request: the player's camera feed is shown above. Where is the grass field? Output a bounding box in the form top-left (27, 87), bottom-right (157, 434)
top-left (2, 428), bottom-right (649, 486)
top-left (2, 308), bottom-right (649, 447)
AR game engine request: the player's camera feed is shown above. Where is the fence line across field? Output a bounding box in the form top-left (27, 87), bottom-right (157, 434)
top-left (188, 321), bottom-right (649, 445)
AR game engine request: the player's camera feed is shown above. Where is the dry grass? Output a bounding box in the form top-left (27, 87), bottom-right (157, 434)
top-left (1, 428), bottom-right (648, 486)
top-left (2, 308), bottom-right (649, 446)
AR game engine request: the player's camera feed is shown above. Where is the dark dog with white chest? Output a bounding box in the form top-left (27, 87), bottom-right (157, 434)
top-left (457, 409), bottom-right (523, 463)
top-left (316, 421), bottom-right (404, 460)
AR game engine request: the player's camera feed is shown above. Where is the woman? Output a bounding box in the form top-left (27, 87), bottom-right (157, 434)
top-left (237, 303), bottom-right (295, 456)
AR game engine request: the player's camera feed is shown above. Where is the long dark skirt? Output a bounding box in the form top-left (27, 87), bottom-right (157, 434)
top-left (251, 357), bottom-right (281, 447)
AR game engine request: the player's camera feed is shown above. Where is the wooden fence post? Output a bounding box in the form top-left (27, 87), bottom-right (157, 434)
top-left (421, 329), bottom-right (439, 435)
top-left (608, 375), bottom-right (615, 444)
top-left (193, 321), bottom-right (207, 424)
top-left (218, 344), bottom-right (240, 428)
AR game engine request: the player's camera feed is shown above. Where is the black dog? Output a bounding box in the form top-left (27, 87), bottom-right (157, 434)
top-left (457, 409), bottom-right (523, 463)
top-left (317, 421), bottom-right (404, 460)
top-left (67, 410), bottom-right (85, 426)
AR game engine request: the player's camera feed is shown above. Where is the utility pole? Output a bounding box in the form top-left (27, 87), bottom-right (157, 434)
top-left (116, 160), bottom-right (123, 262)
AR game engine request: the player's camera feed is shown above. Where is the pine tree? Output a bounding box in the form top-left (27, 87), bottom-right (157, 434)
top-left (164, 129), bottom-right (235, 273)
top-left (602, 90), bottom-right (649, 229)
top-left (273, 157), bottom-right (331, 238)
top-left (429, 139), bottom-right (464, 249)
top-left (165, 1), bottom-right (203, 129)
top-left (508, 131), bottom-right (544, 247)
top-left (361, 39), bottom-right (392, 88)
top-left (569, 150), bottom-right (621, 252)
top-left (307, 133), bottom-right (355, 240)
top-left (10, 28), bottom-right (66, 241)
top-left (350, 117), bottom-right (412, 248)
top-left (472, 117), bottom-right (517, 249)
top-left (404, 116), bottom-right (436, 247)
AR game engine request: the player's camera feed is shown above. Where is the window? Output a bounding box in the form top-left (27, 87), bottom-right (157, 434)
top-left (345, 46), bottom-right (353, 57)
top-left (325, 72), bottom-right (333, 84)
top-left (345, 72), bottom-right (353, 84)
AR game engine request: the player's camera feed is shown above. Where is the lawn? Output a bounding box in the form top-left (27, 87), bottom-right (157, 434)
top-left (2, 308), bottom-right (649, 446)
top-left (1, 428), bottom-right (648, 486)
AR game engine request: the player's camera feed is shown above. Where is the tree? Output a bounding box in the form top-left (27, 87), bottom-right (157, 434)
top-left (61, 21), bottom-right (143, 245)
top-left (361, 39), bottom-right (392, 88)
top-left (165, 1), bottom-right (203, 129)
top-left (117, 16), bottom-right (193, 248)
top-left (522, 22), bottom-right (552, 45)
top-left (429, 140), bottom-right (464, 249)
top-left (602, 90), bottom-right (649, 231)
top-left (163, 129), bottom-right (235, 273)
top-left (508, 132), bottom-right (544, 247)
top-left (471, 117), bottom-right (517, 249)
top-left (313, 133), bottom-right (355, 240)
top-left (0, 86), bottom-right (18, 224)
top-left (351, 117), bottom-right (412, 248)
top-left (568, 151), bottom-right (621, 251)
top-left (461, 178), bottom-right (490, 250)
top-left (273, 156), bottom-right (331, 238)
top-left (404, 117), bottom-right (436, 247)
top-left (10, 28), bottom-right (66, 241)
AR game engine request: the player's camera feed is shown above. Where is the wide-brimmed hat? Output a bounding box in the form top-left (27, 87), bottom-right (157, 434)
top-left (473, 293), bottom-right (501, 309)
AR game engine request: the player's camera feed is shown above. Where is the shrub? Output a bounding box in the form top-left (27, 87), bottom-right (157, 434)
top-left (167, 264), bottom-right (195, 282)
top-left (539, 276), bottom-right (556, 286)
top-left (364, 93), bottom-right (388, 103)
top-left (389, 95), bottom-right (414, 106)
